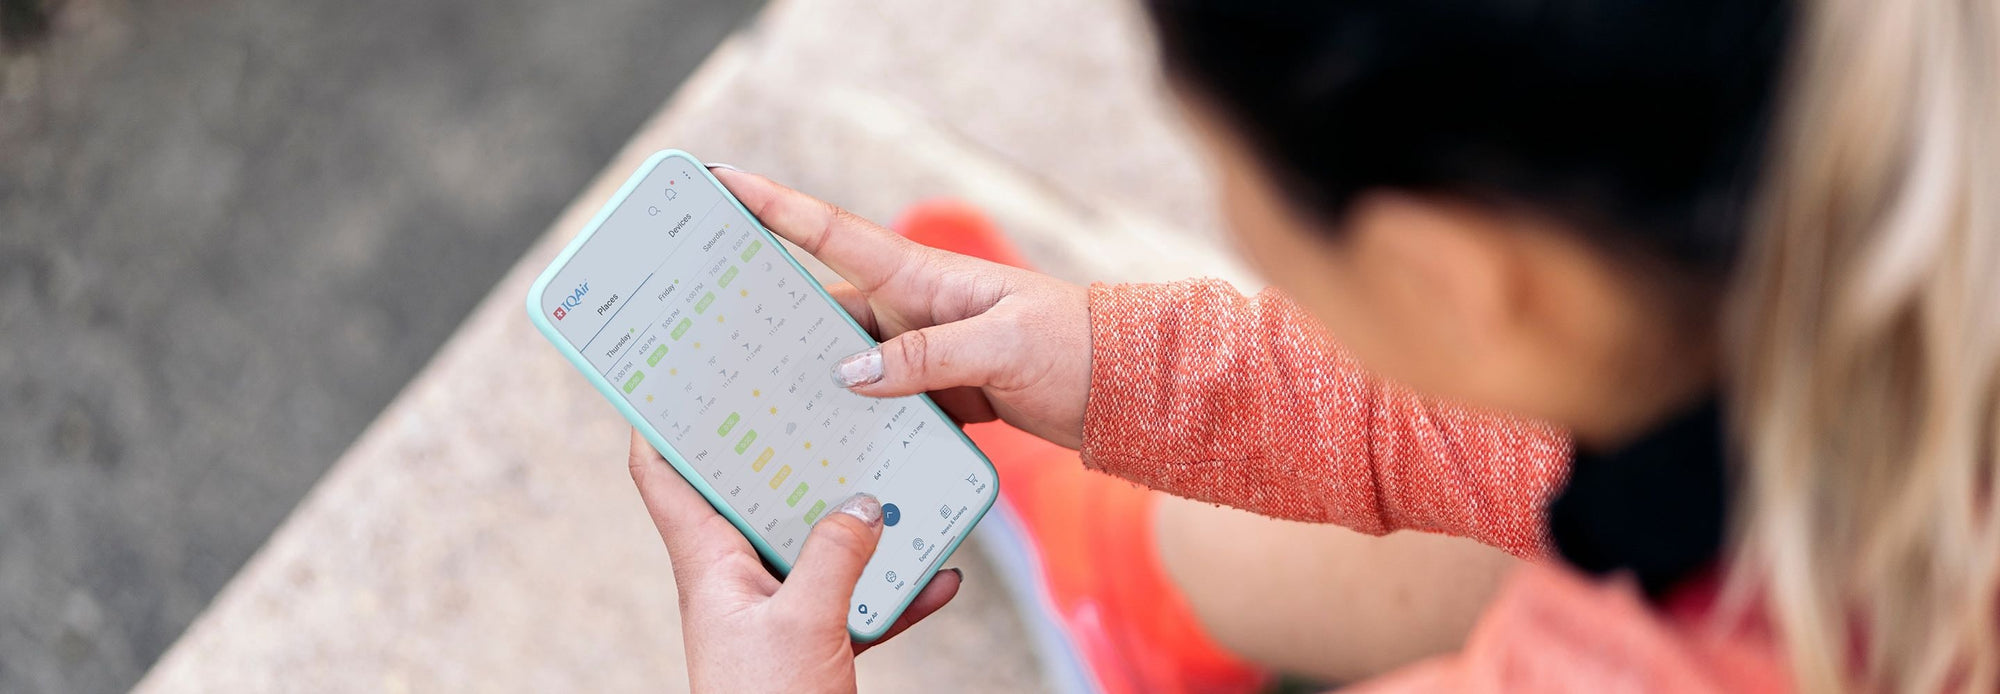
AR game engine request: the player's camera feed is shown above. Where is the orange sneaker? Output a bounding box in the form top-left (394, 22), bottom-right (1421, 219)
top-left (893, 200), bottom-right (1269, 694)
top-left (892, 199), bottom-right (1033, 270)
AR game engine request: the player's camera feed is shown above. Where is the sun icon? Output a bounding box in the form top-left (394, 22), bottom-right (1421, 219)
top-left (645, 395), bottom-right (655, 403)
top-left (739, 290), bottom-right (748, 297)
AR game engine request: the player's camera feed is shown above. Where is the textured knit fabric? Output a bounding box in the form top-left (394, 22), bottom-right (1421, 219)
top-left (1351, 565), bottom-right (1790, 693)
top-left (1082, 279), bottom-right (1572, 559)
top-left (1079, 279), bottom-right (1792, 692)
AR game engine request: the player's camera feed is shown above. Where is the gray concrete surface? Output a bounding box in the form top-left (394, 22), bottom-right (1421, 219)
top-left (134, 0), bottom-right (1255, 691)
top-left (0, 1), bottom-right (761, 691)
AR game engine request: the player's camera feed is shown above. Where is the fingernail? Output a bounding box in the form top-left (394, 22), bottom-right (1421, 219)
top-left (828, 492), bottom-right (883, 527)
top-left (704, 162), bottom-right (745, 173)
top-left (947, 568), bottom-right (963, 580)
top-left (832, 348), bottom-right (883, 388)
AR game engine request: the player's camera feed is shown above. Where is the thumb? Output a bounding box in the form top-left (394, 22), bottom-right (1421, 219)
top-left (779, 492), bottom-right (885, 617)
top-left (832, 319), bottom-right (1011, 398)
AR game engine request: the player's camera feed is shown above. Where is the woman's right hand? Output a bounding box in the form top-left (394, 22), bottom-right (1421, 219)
top-left (712, 168), bottom-right (1092, 449)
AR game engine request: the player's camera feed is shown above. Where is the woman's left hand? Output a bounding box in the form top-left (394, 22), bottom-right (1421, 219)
top-left (627, 429), bottom-right (963, 693)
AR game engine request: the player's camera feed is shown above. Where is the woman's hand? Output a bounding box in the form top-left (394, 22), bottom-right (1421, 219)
top-left (713, 169), bottom-right (1093, 448)
top-left (628, 430), bottom-right (962, 693)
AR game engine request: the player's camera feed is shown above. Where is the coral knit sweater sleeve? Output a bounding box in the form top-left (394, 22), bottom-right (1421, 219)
top-left (1079, 279), bottom-right (1573, 559)
top-left (1077, 279), bottom-right (1795, 691)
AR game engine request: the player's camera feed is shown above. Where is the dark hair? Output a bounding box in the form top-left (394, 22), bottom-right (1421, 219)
top-left (1148, 0), bottom-right (1793, 279)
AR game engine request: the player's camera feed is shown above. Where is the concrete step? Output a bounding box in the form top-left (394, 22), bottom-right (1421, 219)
top-left (137, 0), bottom-right (1243, 690)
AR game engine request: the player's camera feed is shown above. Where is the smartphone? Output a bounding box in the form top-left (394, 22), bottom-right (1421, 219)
top-left (526, 150), bottom-right (999, 640)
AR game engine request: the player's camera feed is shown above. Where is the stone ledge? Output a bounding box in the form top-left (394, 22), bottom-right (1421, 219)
top-left (137, 1), bottom-right (1241, 690)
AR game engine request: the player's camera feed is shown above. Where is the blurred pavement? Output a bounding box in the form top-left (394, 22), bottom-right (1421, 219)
top-left (0, 1), bottom-right (759, 692)
top-left (123, 0), bottom-right (1255, 691)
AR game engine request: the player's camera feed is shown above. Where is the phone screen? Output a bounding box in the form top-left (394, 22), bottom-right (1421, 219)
top-left (529, 151), bottom-right (996, 636)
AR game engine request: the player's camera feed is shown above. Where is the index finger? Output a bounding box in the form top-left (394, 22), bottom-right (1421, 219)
top-left (710, 168), bottom-right (919, 294)
top-left (627, 428), bottom-right (750, 561)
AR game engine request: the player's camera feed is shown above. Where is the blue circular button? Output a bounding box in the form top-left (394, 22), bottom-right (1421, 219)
top-left (881, 503), bottom-right (901, 527)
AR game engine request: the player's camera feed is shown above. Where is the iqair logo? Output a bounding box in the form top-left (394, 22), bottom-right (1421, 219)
top-left (554, 281), bottom-right (590, 320)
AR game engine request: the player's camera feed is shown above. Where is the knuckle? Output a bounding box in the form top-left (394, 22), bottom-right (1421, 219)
top-left (829, 205), bottom-right (867, 231)
top-left (811, 200), bottom-right (849, 251)
top-left (668, 540), bottom-right (748, 587)
top-left (711, 545), bottom-right (765, 575)
top-left (895, 329), bottom-right (932, 379)
top-left (693, 512), bottom-right (740, 539)
top-left (627, 448), bottom-right (655, 483)
top-left (811, 514), bottom-right (874, 555)
top-left (971, 270), bottom-right (1013, 308)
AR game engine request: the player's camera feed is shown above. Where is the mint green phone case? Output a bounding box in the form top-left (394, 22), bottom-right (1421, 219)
top-left (524, 150), bottom-right (998, 642)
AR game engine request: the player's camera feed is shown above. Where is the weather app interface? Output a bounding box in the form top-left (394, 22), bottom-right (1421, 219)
top-left (537, 156), bottom-right (994, 631)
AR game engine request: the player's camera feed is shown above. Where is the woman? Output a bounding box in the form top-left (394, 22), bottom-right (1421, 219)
top-left (624, 0), bottom-right (1998, 690)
